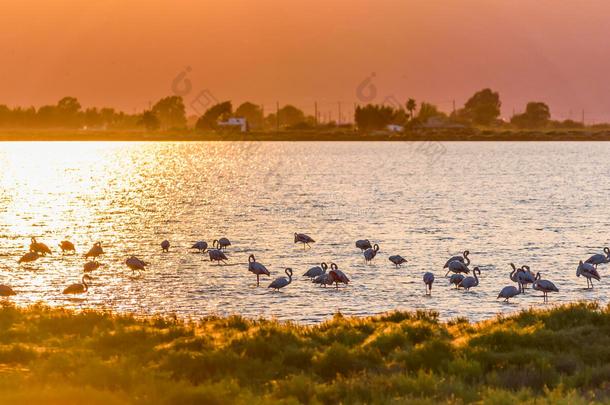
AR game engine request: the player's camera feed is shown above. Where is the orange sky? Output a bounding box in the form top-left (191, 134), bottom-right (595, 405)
top-left (2, 0), bottom-right (610, 122)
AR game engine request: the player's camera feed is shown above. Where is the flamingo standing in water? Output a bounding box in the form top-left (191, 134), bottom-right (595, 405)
top-left (208, 248), bottom-right (228, 264)
top-left (303, 262), bottom-right (327, 279)
top-left (532, 272), bottom-right (559, 302)
top-left (83, 261), bottom-right (101, 273)
top-left (85, 242), bottom-right (104, 259)
top-left (63, 275), bottom-right (92, 294)
top-left (518, 265), bottom-right (536, 290)
top-left (59, 240), bottom-right (76, 254)
top-left (497, 286), bottom-right (520, 302)
top-left (18, 251), bottom-right (40, 264)
top-left (0, 284), bottom-right (16, 296)
top-left (268, 268), bottom-right (293, 291)
top-left (509, 263), bottom-right (524, 292)
top-left (248, 254), bottom-right (270, 286)
top-left (161, 240), bottom-right (170, 252)
top-left (294, 233), bottom-right (315, 249)
top-left (214, 238), bottom-right (231, 250)
top-left (126, 256), bottom-right (149, 276)
top-left (329, 263), bottom-right (349, 289)
top-left (448, 273), bottom-right (465, 289)
top-left (191, 241), bottom-right (208, 253)
top-left (355, 239), bottom-right (372, 252)
top-left (458, 267), bottom-right (481, 291)
top-left (389, 255), bottom-right (407, 267)
top-left (30, 237), bottom-right (52, 256)
top-left (443, 250), bottom-right (470, 269)
top-left (584, 247), bottom-right (610, 268)
top-left (363, 244), bottom-right (379, 263)
top-left (313, 273), bottom-right (333, 287)
top-left (423, 272), bottom-right (434, 295)
top-left (576, 260), bottom-right (600, 289)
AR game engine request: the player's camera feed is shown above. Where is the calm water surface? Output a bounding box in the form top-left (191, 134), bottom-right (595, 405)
top-left (0, 141), bottom-right (608, 323)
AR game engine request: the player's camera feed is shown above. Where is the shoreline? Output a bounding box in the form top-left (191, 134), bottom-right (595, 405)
top-left (0, 302), bottom-right (607, 403)
top-left (2, 128), bottom-right (610, 141)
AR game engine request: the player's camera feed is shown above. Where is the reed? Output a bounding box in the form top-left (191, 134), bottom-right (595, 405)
top-left (0, 301), bottom-right (607, 404)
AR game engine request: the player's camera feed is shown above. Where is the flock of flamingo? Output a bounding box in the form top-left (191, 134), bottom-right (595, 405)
top-left (0, 233), bottom-right (607, 305)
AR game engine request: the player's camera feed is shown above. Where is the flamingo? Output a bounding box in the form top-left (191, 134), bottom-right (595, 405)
top-left (497, 286), bottom-right (520, 302)
top-left (248, 254), bottom-right (270, 286)
top-left (63, 275), bottom-right (92, 294)
top-left (576, 260), bottom-right (600, 289)
top-left (532, 272), bottom-right (559, 302)
top-left (208, 248), bottom-right (228, 264)
top-left (83, 261), bottom-right (101, 273)
top-left (161, 240), bottom-right (170, 252)
top-left (268, 268), bottom-right (293, 291)
top-left (444, 259), bottom-right (470, 277)
top-left (85, 242), bottom-right (104, 259)
top-left (313, 273), bottom-right (333, 287)
top-left (443, 250), bottom-right (470, 268)
top-left (18, 251), bottom-right (40, 264)
top-left (448, 273), bottom-right (465, 288)
top-left (584, 247), bottom-right (610, 268)
top-left (294, 233), bottom-right (315, 249)
top-left (125, 256), bottom-right (149, 275)
top-left (191, 241), bottom-right (208, 253)
top-left (303, 262), bottom-right (328, 279)
top-left (329, 263), bottom-right (349, 289)
top-left (458, 267), bottom-right (481, 291)
top-left (363, 244), bottom-right (379, 263)
top-left (355, 239), bottom-right (372, 252)
top-left (214, 238), bottom-right (231, 250)
top-left (59, 240), bottom-right (76, 254)
top-left (423, 272), bottom-right (434, 295)
top-left (0, 284), bottom-right (16, 296)
top-left (389, 255), bottom-right (407, 267)
top-left (509, 263), bottom-right (524, 292)
top-left (29, 237), bottom-right (52, 256)
top-left (518, 265), bottom-right (536, 290)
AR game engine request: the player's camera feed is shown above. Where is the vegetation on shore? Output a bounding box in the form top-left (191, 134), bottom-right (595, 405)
top-left (0, 302), bottom-right (608, 404)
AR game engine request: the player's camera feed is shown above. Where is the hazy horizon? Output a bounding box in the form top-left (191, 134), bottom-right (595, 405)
top-left (2, 0), bottom-right (610, 122)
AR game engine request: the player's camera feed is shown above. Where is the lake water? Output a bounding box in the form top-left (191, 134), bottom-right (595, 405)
top-left (0, 141), bottom-right (608, 323)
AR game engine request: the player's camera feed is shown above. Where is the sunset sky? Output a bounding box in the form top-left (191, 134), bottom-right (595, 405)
top-left (2, 0), bottom-right (610, 122)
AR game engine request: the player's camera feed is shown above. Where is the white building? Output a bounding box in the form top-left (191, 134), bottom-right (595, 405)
top-left (218, 117), bottom-right (248, 132)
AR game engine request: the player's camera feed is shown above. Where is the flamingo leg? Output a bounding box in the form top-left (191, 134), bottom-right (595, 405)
top-left (256, 274), bottom-right (260, 286)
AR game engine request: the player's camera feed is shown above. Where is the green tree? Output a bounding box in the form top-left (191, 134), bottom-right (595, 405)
top-left (417, 102), bottom-right (446, 123)
top-left (406, 98), bottom-right (417, 120)
top-left (151, 96), bottom-right (187, 129)
top-left (511, 102), bottom-right (551, 128)
top-left (235, 102), bottom-right (263, 129)
top-left (138, 110), bottom-right (160, 131)
top-left (354, 104), bottom-right (395, 131)
top-left (460, 88), bottom-right (501, 125)
top-left (196, 101), bottom-right (232, 130)
top-left (278, 105), bottom-right (305, 127)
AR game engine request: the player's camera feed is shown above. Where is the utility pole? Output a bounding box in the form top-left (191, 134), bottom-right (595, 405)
top-left (452, 99), bottom-right (456, 115)
top-left (314, 102), bottom-right (318, 126)
top-left (276, 101), bottom-right (280, 132)
top-left (338, 102), bottom-right (341, 125)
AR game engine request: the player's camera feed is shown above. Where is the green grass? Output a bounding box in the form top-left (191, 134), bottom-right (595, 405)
top-left (0, 302), bottom-right (608, 404)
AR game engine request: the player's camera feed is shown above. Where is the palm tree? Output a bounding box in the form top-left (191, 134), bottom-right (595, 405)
top-left (406, 98), bottom-right (417, 120)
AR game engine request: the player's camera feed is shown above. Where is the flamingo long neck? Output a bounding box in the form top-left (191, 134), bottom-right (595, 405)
top-left (473, 270), bottom-right (479, 285)
top-left (82, 277), bottom-right (89, 291)
top-left (464, 253), bottom-right (470, 266)
top-left (286, 269), bottom-right (292, 282)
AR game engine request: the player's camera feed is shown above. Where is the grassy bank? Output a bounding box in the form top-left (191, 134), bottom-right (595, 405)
top-left (3, 128), bottom-right (610, 141)
top-left (0, 302), bottom-right (608, 404)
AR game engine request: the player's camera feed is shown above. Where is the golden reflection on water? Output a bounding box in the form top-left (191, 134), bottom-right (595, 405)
top-left (0, 141), bottom-right (608, 323)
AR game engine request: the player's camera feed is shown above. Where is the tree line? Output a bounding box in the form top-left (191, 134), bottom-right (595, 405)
top-left (0, 90), bottom-right (593, 132)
